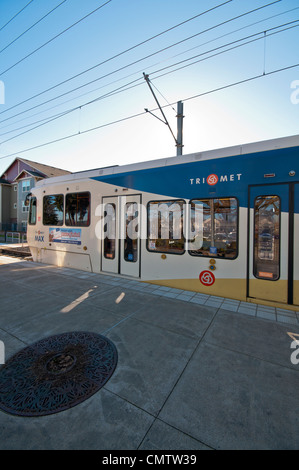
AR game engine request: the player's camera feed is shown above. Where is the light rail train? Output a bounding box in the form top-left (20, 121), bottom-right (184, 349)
top-left (27, 134), bottom-right (299, 310)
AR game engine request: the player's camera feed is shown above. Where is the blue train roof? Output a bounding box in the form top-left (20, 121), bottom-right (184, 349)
top-left (35, 134), bottom-right (299, 208)
top-left (91, 137), bottom-right (299, 206)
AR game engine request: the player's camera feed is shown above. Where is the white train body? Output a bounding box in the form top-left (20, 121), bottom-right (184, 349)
top-left (27, 135), bottom-right (299, 310)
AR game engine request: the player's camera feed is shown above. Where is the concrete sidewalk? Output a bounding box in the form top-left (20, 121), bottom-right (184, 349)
top-left (0, 256), bottom-right (299, 450)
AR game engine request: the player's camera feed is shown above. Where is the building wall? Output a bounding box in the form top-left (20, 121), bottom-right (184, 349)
top-left (10, 183), bottom-right (17, 221)
top-left (3, 160), bottom-right (36, 183)
top-left (0, 177), bottom-right (34, 232)
top-left (17, 177), bottom-right (34, 231)
top-left (2, 185), bottom-right (11, 223)
top-left (1, 158), bottom-right (70, 233)
top-left (0, 184), bottom-right (11, 227)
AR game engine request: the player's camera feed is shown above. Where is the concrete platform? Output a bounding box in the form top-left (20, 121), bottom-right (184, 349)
top-left (0, 256), bottom-right (299, 450)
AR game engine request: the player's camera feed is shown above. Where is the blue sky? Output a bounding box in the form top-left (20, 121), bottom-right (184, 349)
top-left (0, 0), bottom-right (298, 175)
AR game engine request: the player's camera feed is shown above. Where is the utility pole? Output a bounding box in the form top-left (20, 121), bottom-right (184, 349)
top-left (176, 101), bottom-right (184, 156)
top-left (143, 73), bottom-right (184, 156)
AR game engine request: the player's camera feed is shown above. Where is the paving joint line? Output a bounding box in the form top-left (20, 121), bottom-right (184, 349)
top-left (0, 326), bottom-right (31, 351)
top-left (138, 307), bottom-right (220, 450)
top-left (142, 416), bottom-right (216, 450)
top-left (203, 333), bottom-right (299, 374)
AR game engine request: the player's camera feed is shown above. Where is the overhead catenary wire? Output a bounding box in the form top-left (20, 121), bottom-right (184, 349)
top-left (0, 5), bottom-right (288, 136)
top-left (0, 61), bottom-right (298, 162)
top-left (0, 76), bottom-right (143, 142)
top-left (0, 109), bottom-right (77, 144)
top-left (0, 0), bottom-right (281, 120)
top-left (0, 0), bottom-right (112, 77)
top-left (2, 3), bottom-right (295, 136)
top-left (143, 72), bottom-right (178, 145)
top-left (0, 0), bottom-right (233, 117)
top-left (154, 5), bottom-right (299, 66)
top-left (263, 30), bottom-right (267, 75)
top-left (0, 71), bottom-right (176, 139)
top-left (1, 19), bottom-right (297, 142)
top-left (0, 0), bottom-right (68, 55)
top-left (0, 108), bottom-right (75, 137)
top-left (150, 81), bottom-right (177, 114)
top-left (151, 21), bottom-right (299, 79)
top-left (0, 0), bottom-right (35, 33)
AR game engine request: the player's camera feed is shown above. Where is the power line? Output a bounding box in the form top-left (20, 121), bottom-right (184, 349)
top-left (0, 61), bottom-right (297, 161)
top-left (0, 0), bottom-right (68, 55)
top-left (0, 109), bottom-right (73, 137)
top-left (0, 0), bottom-right (233, 116)
top-left (0, 0), bottom-right (112, 77)
top-left (151, 82), bottom-right (177, 114)
top-left (156, 6), bottom-right (299, 66)
top-left (0, 78), bottom-right (142, 141)
top-left (0, 0), bottom-right (283, 124)
top-left (0, 0), bottom-right (34, 33)
top-left (1, 19), bottom-right (296, 141)
top-left (4, 4), bottom-right (294, 135)
top-left (0, 109), bottom-right (75, 144)
top-left (151, 21), bottom-right (299, 79)
top-left (182, 63), bottom-right (299, 104)
top-left (0, 72), bottom-right (143, 133)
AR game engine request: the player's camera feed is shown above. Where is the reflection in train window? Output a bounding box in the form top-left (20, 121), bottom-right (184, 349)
top-left (65, 192), bottom-right (90, 227)
top-left (103, 203), bottom-right (116, 259)
top-left (28, 197), bottom-right (37, 225)
top-left (124, 202), bottom-right (138, 262)
top-left (253, 195), bottom-right (280, 280)
top-left (189, 198), bottom-right (238, 259)
top-left (147, 200), bottom-right (185, 254)
top-left (43, 195), bottom-right (64, 226)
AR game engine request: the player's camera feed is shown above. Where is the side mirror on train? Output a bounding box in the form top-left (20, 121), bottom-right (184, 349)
top-left (24, 192), bottom-right (32, 206)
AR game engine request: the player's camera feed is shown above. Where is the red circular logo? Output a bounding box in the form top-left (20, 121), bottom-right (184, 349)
top-left (207, 174), bottom-right (218, 185)
top-left (199, 270), bottom-right (215, 286)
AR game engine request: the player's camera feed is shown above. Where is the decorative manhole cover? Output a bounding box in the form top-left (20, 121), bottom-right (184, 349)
top-left (0, 332), bottom-right (118, 417)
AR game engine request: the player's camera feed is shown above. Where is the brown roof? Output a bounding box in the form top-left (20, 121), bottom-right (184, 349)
top-left (0, 157), bottom-right (72, 181)
top-left (18, 158), bottom-right (71, 177)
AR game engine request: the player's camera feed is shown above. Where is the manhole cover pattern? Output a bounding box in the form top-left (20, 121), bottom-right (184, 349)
top-left (0, 332), bottom-right (118, 417)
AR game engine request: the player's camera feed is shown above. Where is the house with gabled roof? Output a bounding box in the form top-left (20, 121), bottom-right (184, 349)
top-left (0, 157), bottom-right (71, 234)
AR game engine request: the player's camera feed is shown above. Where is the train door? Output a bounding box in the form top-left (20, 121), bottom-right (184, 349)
top-left (294, 183), bottom-right (299, 306)
top-left (101, 195), bottom-right (141, 278)
top-left (248, 183), bottom-right (296, 305)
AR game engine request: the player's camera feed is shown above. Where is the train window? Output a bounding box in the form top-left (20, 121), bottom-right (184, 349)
top-left (253, 195), bottom-right (280, 280)
top-left (43, 195), bottom-right (64, 226)
top-left (189, 197), bottom-right (238, 259)
top-left (147, 200), bottom-right (185, 254)
top-left (124, 202), bottom-right (138, 262)
top-left (65, 192), bottom-right (90, 227)
top-left (28, 197), bottom-right (37, 225)
top-left (103, 203), bottom-right (116, 259)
